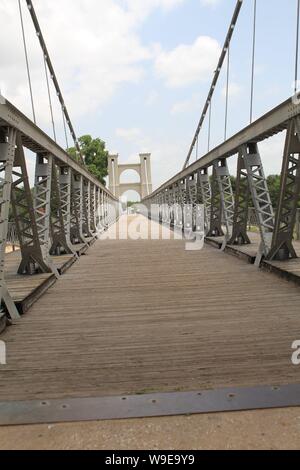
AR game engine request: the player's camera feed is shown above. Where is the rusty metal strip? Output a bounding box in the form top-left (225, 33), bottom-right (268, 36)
top-left (0, 384), bottom-right (300, 426)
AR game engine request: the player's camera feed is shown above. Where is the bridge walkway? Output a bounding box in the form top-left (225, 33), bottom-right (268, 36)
top-left (0, 214), bottom-right (299, 409)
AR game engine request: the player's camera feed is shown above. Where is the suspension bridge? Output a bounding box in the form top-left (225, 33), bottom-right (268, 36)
top-left (0, 0), bottom-right (300, 432)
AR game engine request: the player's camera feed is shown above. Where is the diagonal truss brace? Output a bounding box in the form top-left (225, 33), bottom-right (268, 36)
top-left (207, 165), bottom-right (224, 238)
top-left (0, 127), bottom-right (20, 319)
top-left (70, 173), bottom-right (86, 245)
top-left (174, 180), bottom-right (187, 230)
top-left (197, 169), bottom-right (211, 234)
top-left (34, 154), bottom-right (59, 277)
top-left (58, 166), bottom-right (75, 249)
top-left (50, 162), bottom-right (75, 256)
top-left (88, 182), bottom-right (97, 235)
top-left (241, 143), bottom-right (274, 264)
top-left (83, 180), bottom-right (93, 239)
top-left (11, 135), bottom-right (52, 276)
top-left (214, 159), bottom-right (235, 247)
top-left (268, 118), bottom-right (300, 260)
top-left (229, 151), bottom-right (251, 245)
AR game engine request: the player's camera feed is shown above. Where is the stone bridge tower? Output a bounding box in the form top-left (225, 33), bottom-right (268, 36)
top-left (108, 153), bottom-right (152, 200)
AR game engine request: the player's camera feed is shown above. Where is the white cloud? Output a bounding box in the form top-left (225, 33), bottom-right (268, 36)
top-left (116, 127), bottom-right (142, 142)
top-left (0, 0), bottom-right (184, 128)
top-left (125, 0), bottom-right (185, 21)
top-left (155, 36), bottom-right (221, 87)
top-left (258, 132), bottom-right (285, 176)
top-left (146, 90), bottom-right (159, 106)
top-left (171, 93), bottom-right (201, 114)
top-left (221, 82), bottom-right (242, 99)
top-left (200, 0), bottom-right (221, 6)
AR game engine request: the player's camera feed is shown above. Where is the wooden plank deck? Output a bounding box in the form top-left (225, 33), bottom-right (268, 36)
top-left (206, 232), bottom-right (300, 284)
top-left (5, 251), bottom-right (77, 314)
top-left (0, 215), bottom-right (300, 402)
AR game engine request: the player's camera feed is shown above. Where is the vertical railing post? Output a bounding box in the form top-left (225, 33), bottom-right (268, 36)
top-left (50, 162), bottom-right (74, 256)
top-left (197, 168), bottom-right (211, 234)
top-left (58, 166), bottom-right (74, 250)
top-left (0, 127), bottom-right (19, 319)
top-left (229, 151), bottom-right (251, 245)
top-left (86, 181), bottom-right (96, 235)
top-left (213, 158), bottom-right (234, 248)
top-left (11, 134), bottom-right (51, 276)
top-left (207, 165), bottom-right (224, 237)
top-left (34, 153), bottom-right (59, 277)
top-left (242, 143), bottom-right (274, 265)
top-left (71, 173), bottom-right (86, 245)
top-left (296, 208), bottom-right (300, 241)
top-left (82, 179), bottom-right (92, 239)
top-left (268, 118), bottom-right (300, 260)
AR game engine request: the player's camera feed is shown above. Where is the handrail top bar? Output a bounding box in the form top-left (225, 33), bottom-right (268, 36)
top-left (144, 96), bottom-right (300, 200)
top-left (0, 95), bottom-right (116, 199)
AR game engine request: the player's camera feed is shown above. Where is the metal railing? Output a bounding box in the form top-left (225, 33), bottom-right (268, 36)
top-left (248, 207), bottom-right (300, 241)
top-left (7, 222), bottom-right (19, 251)
top-left (296, 208), bottom-right (300, 241)
top-left (143, 97), bottom-right (300, 263)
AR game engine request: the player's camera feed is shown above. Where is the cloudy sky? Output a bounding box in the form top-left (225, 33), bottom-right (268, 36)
top-left (0, 0), bottom-right (297, 198)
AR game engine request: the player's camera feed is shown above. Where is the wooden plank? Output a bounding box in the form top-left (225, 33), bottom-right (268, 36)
top-left (4, 252), bottom-right (77, 314)
top-left (0, 215), bottom-right (299, 403)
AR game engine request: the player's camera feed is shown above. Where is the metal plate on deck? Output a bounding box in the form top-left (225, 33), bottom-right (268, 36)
top-left (1, 383), bottom-right (300, 426)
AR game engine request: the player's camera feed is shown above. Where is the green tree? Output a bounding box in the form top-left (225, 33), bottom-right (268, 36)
top-left (68, 135), bottom-right (109, 186)
top-left (267, 175), bottom-right (281, 208)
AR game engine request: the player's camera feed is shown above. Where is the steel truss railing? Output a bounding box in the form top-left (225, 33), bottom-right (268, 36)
top-left (142, 97), bottom-right (300, 265)
top-left (0, 96), bottom-right (120, 320)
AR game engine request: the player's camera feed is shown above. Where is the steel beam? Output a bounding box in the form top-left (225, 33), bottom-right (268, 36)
top-left (50, 162), bottom-right (74, 256)
top-left (2, 384), bottom-right (300, 425)
top-left (187, 175), bottom-right (198, 232)
top-left (89, 183), bottom-right (96, 234)
top-left (242, 143), bottom-right (274, 264)
top-left (11, 134), bottom-right (51, 276)
top-left (0, 97), bottom-right (116, 200)
top-left (207, 166), bottom-right (224, 237)
top-left (228, 152), bottom-right (251, 245)
top-left (0, 127), bottom-right (20, 319)
top-left (144, 97), bottom-right (300, 200)
top-left (268, 118), bottom-right (300, 260)
top-left (58, 166), bottom-right (73, 249)
top-left (197, 169), bottom-right (212, 234)
top-left (34, 154), bottom-right (59, 277)
top-left (70, 173), bottom-right (85, 245)
top-left (214, 158), bottom-right (234, 246)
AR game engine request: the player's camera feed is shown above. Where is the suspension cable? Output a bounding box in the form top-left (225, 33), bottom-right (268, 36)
top-left (18, 0), bottom-right (36, 124)
top-left (182, 0), bottom-right (244, 170)
top-left (62, 108), bottom-right (69, 150)
top-left (207, 101), bottom-right (212, 153)
top-left (224, 45), bottom-right (230, 140)
top-left (295, 0), bottom-right (300, 93)
top-left (250, 0), bottom-right (257, 123)
top-left (25, 0), bottom-right (85, 164)
top-left (43, 54), bottom-right (56, 142)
